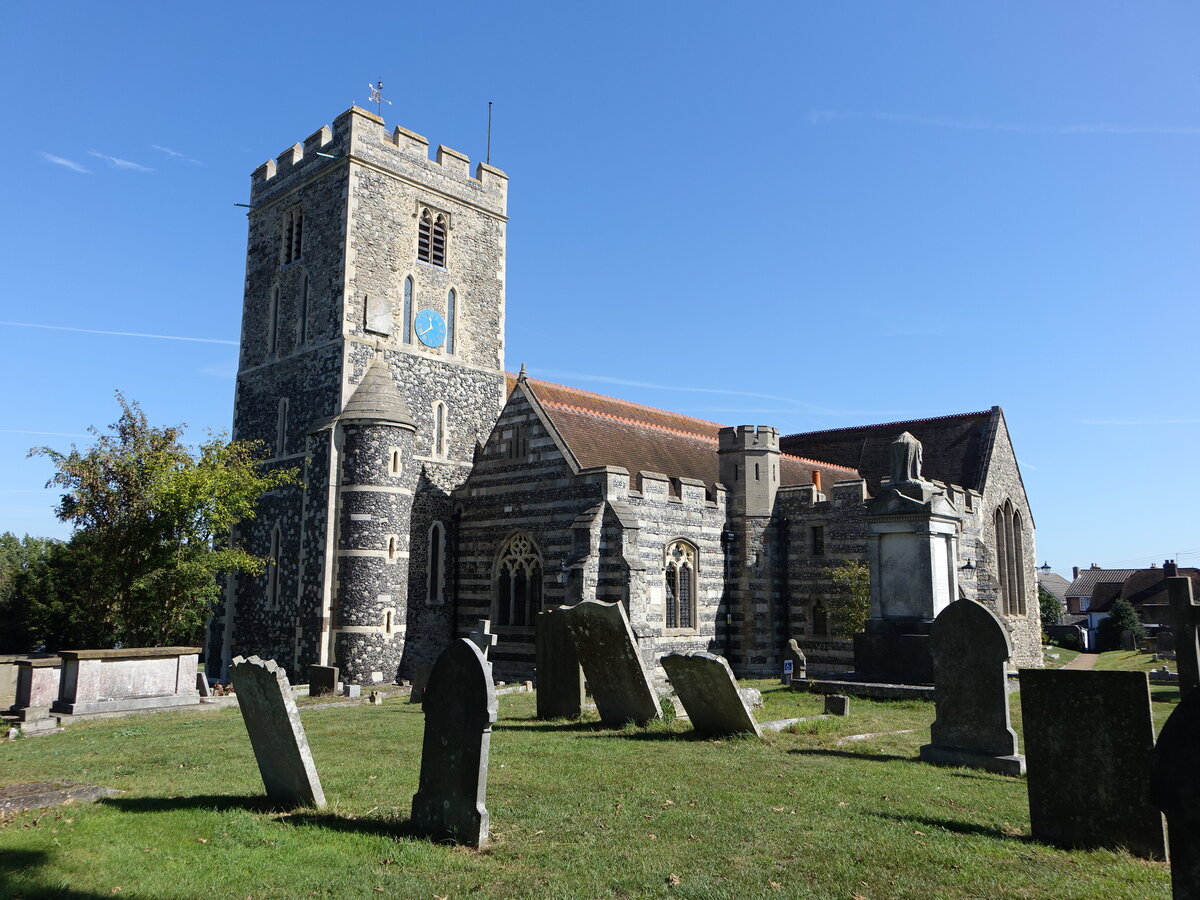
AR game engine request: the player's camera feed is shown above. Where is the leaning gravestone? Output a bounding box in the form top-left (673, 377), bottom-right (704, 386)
top-left (535, 609), bottom-right (585, 719)
top-left (1019, 669), bottom-right (1164, 859)
top-left (1167, 575), bottom-right (1200, 698)
top-left (410, 638), bottom-right (497, 848)
top-left (556, 599), bottom-right (661, 726)
top-left (230, 656), bottom-right (325, 809)
top-left (919, 599), bottom-right (1025, 776)
top-left (1152, 688), bottom-right (1200, 900)
top-left (661, 651), bottom-right (761, 738)
top-left (409, 664), bottom-right (433, 704)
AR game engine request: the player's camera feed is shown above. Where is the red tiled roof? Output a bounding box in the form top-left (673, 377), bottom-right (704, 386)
top-left (780, 408), bottom-right (999, 492)
top-left (509, 375), bottom-right (858, 491)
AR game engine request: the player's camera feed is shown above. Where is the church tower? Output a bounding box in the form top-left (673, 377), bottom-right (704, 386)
top-left (209, 107), bottom-right (508, 684)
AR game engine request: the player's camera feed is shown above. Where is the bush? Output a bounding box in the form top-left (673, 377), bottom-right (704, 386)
top-left (1096, 598), bottom-right (1145, 652)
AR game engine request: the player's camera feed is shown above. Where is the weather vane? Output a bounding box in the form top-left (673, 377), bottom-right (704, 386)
top-left (368, 80), bottom-right (392, 118)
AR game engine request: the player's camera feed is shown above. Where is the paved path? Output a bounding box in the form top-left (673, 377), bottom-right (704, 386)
top-left (1062, 652), bottom-right (1099, 670)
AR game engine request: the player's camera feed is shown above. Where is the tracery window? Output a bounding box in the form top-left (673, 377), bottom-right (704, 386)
top-left (994, 500), bottom-right (1027, 616)
top-left (417, 209), bottom-right (447, 267)
top-left (494, 533), bottom-right (542, 627)
top-left (664, 540), bottom-right (697, 630)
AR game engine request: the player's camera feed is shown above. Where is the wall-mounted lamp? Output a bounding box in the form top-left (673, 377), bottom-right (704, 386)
top-left (959, 559), bottom-right (977, 574)
top-left (1039, 561), bottom-right (1052, 572)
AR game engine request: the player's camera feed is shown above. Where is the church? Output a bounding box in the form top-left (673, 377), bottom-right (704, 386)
top-left (206, 107), bottom-right (1042, 685)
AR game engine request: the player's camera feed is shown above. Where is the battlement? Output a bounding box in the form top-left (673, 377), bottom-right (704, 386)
top-left (717, 425), bottom-right (780, 454)
top-left (250, 107), bottom-right (508, 211)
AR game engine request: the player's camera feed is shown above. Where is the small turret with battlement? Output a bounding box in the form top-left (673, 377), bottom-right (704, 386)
top-left (718, 425), bottom-right (781, 518)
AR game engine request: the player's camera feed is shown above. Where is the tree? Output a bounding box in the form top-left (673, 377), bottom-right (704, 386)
top-left (1038, 585), bottom-right (1064, 637)
top-left (23, 394), bottom-right (298, 649)
top-left (826, 560), bottom-right (871, 636)
top-left (1096, 597), bottom-right (1145, 652)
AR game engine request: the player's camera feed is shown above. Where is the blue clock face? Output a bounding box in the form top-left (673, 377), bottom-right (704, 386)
top-left (414, 308), bottom-right (446, 348)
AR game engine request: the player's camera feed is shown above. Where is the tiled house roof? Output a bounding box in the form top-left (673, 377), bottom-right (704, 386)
top-left (1065, 568), bottom-right (1138, 601)
top-left (508, 374), bottom-right (860, 492)
top-left (779, 409), bottom-right (999, 492)
top-left (1037, 572), bottom-right (1071, 603)
top-left (1090, 567), bottom-right (1200, 614)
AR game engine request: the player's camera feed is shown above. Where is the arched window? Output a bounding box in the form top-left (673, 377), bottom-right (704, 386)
top-left (297, 274), bottom-right (310, 345)
top-left (389, 448), bottom-right (402, 475)
top-left (433, 401), bottom-right (447, 457)
top-left (267, 524), bottom-right (281, 609)
top-left (275, 398), bottom-right (288, 457)
top-left (664, 540), bottom-right (697, 629)
top-left (494, 532), bottom-right (542, 627)
top-left (994, 500), bottom-right (1027, 616)
top-left (446, 288), bottom-right (457, 355)
top-left (811, 599), bottom-right (828, 635)
top-left (387, 535), bottom-right (398, 563)
top-left (427, 522), bottom-right (445, 604)
top-left (418, 209), bottom-right (447, 267)
top-left (402, 276), bottom-right (413, 344)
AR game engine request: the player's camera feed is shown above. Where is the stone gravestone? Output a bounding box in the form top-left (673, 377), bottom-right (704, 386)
top-left (824, 695), bottom-right (849, 716)
top-left (535, 609), bottom-right (585, 719)
top-left (1019, 669), bottom-right (1165, 859)
top-left (1167, 574), bottom-right (1200, 698)
top-left (781, 639), bottom-right (806, 685)
top-left (1152, 688), bottom-right (1200, 900)
top-left (919, 599), bottom-right (1025, 776)
top-left (661, 651), bottom-right (761, 738)
top-left (308, 665), bottom-right (338, 698)
top-left (230, 656), bottom-right (325, 809)
top-left (1120, 629), bottom-right (1136, 652)
top-left (1158, 627), bottom-right (1176, 656)
top-left (409, 664), bottom-right (432, 704)
top-left (468, 619), bottom-right (498, 659)
top-left (556, 599), bottom-right (661, 726)
top-left (410, 638), bottom-right (497, 848)
top-left (196, 672), bottom-right (211, 698)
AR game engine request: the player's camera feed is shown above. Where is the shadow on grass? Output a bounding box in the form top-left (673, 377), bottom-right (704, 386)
top-left (873, 812), bottom-right (1030, 843)
top-left (0, 849), bottom-right (116, 899)
top-left (494, 719), bottom-right (611, 733)
top-left (99, 793), bottom-right (282, 814)
top-left (787, 748), bottom-right (914, 764)
top-left (280, 811), bottom-right (413, 840)
top-left (1151, 689), bottom-right (1180, 704)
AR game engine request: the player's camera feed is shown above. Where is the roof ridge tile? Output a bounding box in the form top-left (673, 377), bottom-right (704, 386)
top-left (781, 409), bottom-right (993, 441)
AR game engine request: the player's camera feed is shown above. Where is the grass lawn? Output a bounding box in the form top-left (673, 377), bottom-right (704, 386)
top-left (1092, 650), bottom-right (1167, 673)
top-left (0, 681), bottom-right (1174, 899)
top-left (1040, 647), bottom-right (1080, 668)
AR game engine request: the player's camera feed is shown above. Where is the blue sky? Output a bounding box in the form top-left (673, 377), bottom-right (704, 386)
top-left (2, 2), bottom-right (1198, 575)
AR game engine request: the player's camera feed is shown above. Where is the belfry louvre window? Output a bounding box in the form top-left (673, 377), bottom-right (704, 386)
top-left (282, 208), bottom-right (303, 264)
top-left (994, 500), bottom-right (1027, 616)
top-left (417, 209), bottom-right (447, 267)
top-left (664, 540), bottom-right (697, 629)
top-left (494, 532), bottom-right (542, 627)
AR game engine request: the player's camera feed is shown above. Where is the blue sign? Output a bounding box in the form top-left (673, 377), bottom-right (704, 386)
top-left (783, 660), bottom-right (794, 674)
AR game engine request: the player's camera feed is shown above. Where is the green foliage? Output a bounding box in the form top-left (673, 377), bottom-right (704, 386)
top-left (1096, 597), bottom-right (1145, 652)
top-left (5, 393), bottom-right (298, 651)
top-left (1038, 584), bottom-right (1064, 637)
top-left (1053, 629), bottom-right (1083, 652)
top-left (826, 560), bottom-right (871, 636)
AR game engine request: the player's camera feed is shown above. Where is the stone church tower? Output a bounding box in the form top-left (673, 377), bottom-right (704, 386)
top-left (208, 107), bottom-right (508, 684)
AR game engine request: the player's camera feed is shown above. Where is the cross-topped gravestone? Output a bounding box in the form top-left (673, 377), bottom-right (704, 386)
top-left (410, 638), bottom-right (497, 847)
top-left (1152, 688), bottom-right (1200, 899)
top-left (1167, 574), bottom-right (1200, 699)
top-left (468, 619), bottom-right (498, 660)
top-left (230, 656), bottom-right (325, 809)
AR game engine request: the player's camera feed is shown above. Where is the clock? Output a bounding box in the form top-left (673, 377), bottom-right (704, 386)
top-left (414, 308), bottom-right (446, 348)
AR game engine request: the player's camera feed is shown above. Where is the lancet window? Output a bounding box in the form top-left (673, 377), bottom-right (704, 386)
top-left (417, 209), bottom-right (447, 267)
top-left (664, 540), bottom-right (697, 630)
top-left (994, 499), bottom-right (1027, 616)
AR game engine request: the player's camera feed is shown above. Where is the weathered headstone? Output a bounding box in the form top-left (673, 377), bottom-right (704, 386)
top-left (1152, 688), bottom-right (1200, 899)
top-left (1120, 629), bottom-right (1136, 651)
top-left (308, 665), bottom-right (338, 698)
top-left (410, 639), bottom-right (497, 848)
top-left (534, 609), bottom-right (585, 719)
top-left (661, 652), bottom-right (761, 737)
top-left (1019, 669), bottom-right (1164, 858)
top-left (409, 664), bottom-right (432, 704)
top-left (556, 599), bottom-right (661, 726)
top-left (230, 656), bottom-right (325, 809)
top-left (1158, 627), bottom-right (1176, 654)
top-left (824, 694), bottom-right (850, 716)
top-left (468, 619), bottom-right (498, 659)
top-left (196, 672), bottom-right (212, 698)
top-left (919, 599), bottom-right (1025, 776)
top-left (1167, 575), bottom-right (1200, 698)
top-left (781, 639), bottom-right (806, 686)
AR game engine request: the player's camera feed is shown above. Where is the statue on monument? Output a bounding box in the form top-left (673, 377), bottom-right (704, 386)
top-left (890, 432), bottom-right (924, 484)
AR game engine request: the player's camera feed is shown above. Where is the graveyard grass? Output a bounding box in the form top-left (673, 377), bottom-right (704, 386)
top-left (0, 681), bottom-right (1175, 899)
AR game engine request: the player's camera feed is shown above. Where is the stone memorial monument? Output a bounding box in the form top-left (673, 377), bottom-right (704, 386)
top-left (920, 599), bottom-right (1025, 775)
top-left (410, 638), bottom-right (497, 848)
top-left (535, 608), bottom-right (585, 719)
top-left (1019, 669), bottom-right (1164, 859)
top-left (230, 656), bottom-right (325, 809)
top-left (781, 639), bottom-right (806, 685)
top-left (1152, 688), bottom-right (1200, 900)
top-left (661, 651), bottom-right (761, 738)
top-left (855, 433), bottom-right (961, 684)
top-left (556, 599), bottom-right (661, 726)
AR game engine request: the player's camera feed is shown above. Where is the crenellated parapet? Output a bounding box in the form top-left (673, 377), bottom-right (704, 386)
top-left (718, 425), bottom-right (780, 518)
top-left (250, 107), bottom-right (507, 214)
